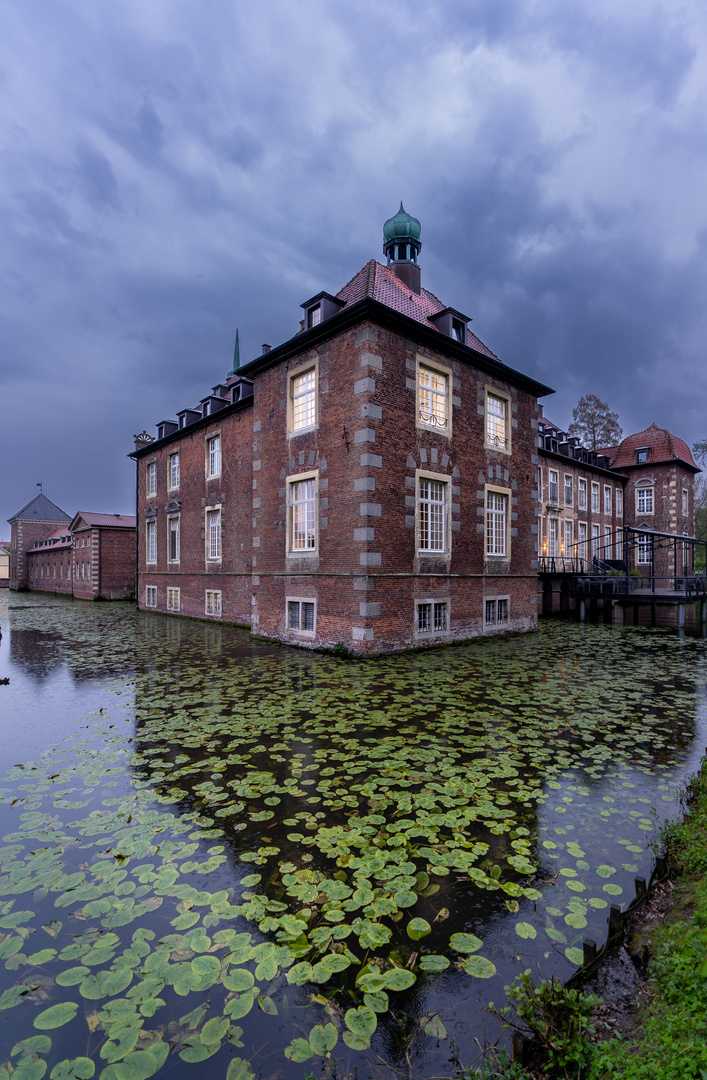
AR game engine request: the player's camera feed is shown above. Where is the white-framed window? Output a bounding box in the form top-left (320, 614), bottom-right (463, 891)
top-left (604, 526), bottom-right (612, 558)
top-left (592, 524), bottom-right (600, 558)
top-left (564, 475), bottom-right (573, 507)
top-left (418, 363), bottom-right (449, 431)
top-left (484, 596), bottom-right (509, 629)
top-left (289, 475), bottom-right (317, 553)
top-left (637, 533), bottom-right (651, 564)
top-left (485, 391), bottom-right (509, 451)
top-left (549, 470), bottom-right (558, 505)
top-left (146, 520), bottom-right (157, 564)
top-left (207, 435), bottom-right (221, 478)
top-left (616, 530), bottom-right (623, 560)
top-left (486, 489), bottom-right (508, 557)
top-left (682, 488), bottom-right (688, 516)
top-left (167, 587), bottom-right (180, 612)
top-left (169, 452), bottom-right (180, 490)
top-left (147, 462), bottom-right (156, 497)
top-left (415, 599), bottom-right (449, 636)
top-left (591, 482), bottom-right (600, 512)
top-left (636, 486), bottom-right (654, 514)
top-left (578, 522), bottom-right (587, 562)
top-left (564, 520), bottom-right (573, 558)
top-left (578, 479), bottom-right (587, 510)
top-left (636, 448), bottom-right (649, 464)
top-left (418, 476), bottom-right (448, 554)
top-left (604, 486), bottom-right (612, 515)
top-left (87, 564), bottom-right (91, 581)
top-left (168, 516), bottom-right (180, 562)
top-left (291, 367), bottom-right (317, 433)
top-left (145, 586), bottom-right (157, 608)
top-left (207, 508), bottom-right (221, 560)
top-left (616, 488), bottom-right (623, 516)
top-left (287, 597), bottom-right (316, 636)
top-left (547, 517), bottom-right (557, 557)
top-left (205, 590), bottom-right (222, 617)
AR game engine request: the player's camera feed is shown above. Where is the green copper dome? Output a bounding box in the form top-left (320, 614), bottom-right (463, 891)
top-left (383, 202), bottom-right (421, 244)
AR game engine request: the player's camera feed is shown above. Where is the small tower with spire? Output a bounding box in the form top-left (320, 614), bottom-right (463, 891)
top-left (383, 203), bottom-right (422, 294)
top-left (227, 329), bottom-right (240, 379)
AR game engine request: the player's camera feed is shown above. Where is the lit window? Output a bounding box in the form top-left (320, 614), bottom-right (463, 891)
top-left (486, 491), bottom-right (507, 556)
top-left (167, 587), bottom-right (180, 611)
top-left (486, 393), bottom-right (508, 449)
top-left (637, 487), bottom-right (653, 514)
top-left (207, 509), bottom-right (221, 560)
top-left (145, 586), bottom-right (157, 608)
top-left (168, 516), bottom-right (179, 562)
top-left (146, 520), bottom-right (156, 564)
top-left (207, 435), bottom-right (221, 478)
top-left (147, 462), bottom-right (156, 496)
top-left (169, 452), bottom-right (180, 490)
top-left (291, 369), bottom-right (316, 432)
top-left (616, 489), bottom-right (623, 515)
top-left (604, 486), bottom-right (611, 515)
top-left (578, 479), bottom-right (587, 510)
top-left (549, 471), bottom-right (558, 504)
top-left (418, 366), bottom-right (448, 429)
top-left (591, 483), bottom-right (600, 512)
top-left (564, 476), bottom-right (573, 507)
top-left (206, 590), bottom-right (222, 617)
top-left (418, 478), bottom-right (447, 553)
top-left (290, 478), bottom-right (317, 552)
top-left (287, 598), bottom-right (316, 634)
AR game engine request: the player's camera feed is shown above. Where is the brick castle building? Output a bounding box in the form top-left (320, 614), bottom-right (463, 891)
top-left (8, 495), bottom-right (136, 600)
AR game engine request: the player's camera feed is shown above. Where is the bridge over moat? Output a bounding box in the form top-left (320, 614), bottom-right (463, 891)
top-left (539, 525), bottom-right (707, 633)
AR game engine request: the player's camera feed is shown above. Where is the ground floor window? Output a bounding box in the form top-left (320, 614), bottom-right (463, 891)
top-left (205, 590), bottom-right (222, 616)
top-left (416, 599), bottom-right (449, 636)
top-left (637, 534), bottom-right (652, 565)
top-left (287, 597), bottom-right (316, 635)
top-left (591, 524), bottom-right (600, 559)
top-left (484, 597), bottom-right (509, 629)
top-left (167, 587), bottom-right (180, 612)
top-left (145, 586), bottom-right (157, 607)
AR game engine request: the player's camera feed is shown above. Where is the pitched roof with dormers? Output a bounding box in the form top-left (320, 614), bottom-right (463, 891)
top-left (604, 424), bottom-right (698, 471)
top-left (8, 494), bottom-right (71, 524)
top-left (335, 260), bottom-right (501, 361)
top-left (71, 512), bottom-right (136, 530)
top-left (28, 528), bottom-right (73, 552)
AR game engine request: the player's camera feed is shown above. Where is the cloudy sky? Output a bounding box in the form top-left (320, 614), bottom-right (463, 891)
top-left (2, 0), bottom-right (707, 529)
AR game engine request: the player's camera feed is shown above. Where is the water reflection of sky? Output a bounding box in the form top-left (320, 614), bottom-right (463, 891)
top-left (1, 592), bottom-right (707, 1079)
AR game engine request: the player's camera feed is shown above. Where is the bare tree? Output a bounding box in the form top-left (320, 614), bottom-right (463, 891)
top-left (568, 395), bottom-right (623, 450)
top-left (693, 442), bottom-right (707, 545)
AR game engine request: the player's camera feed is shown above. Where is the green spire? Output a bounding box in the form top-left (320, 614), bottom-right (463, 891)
top-left (227, 329), bottom-right (240, 377)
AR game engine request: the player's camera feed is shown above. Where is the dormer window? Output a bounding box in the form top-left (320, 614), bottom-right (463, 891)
top-left (451, 319), bottom-right (465, 342)
top-left (429, 307), bottom-right (470, 343)
top-left (301, 292), bottom-right (345, 329)
top-left (636, 447), bottom-right (649, 463)
top-left (307, 305), bottom-right (322, 328)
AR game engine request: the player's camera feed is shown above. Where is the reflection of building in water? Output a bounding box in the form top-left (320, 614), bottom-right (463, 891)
top-left (204, 625), bottom-right (223, 654)
top-left (0, 540), bottom-right (10, 585)
top-left (9, 627), bottom-right (65, 681)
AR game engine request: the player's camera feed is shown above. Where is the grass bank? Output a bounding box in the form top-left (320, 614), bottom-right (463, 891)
top-left (475, 759), bottom-right (707, 1080)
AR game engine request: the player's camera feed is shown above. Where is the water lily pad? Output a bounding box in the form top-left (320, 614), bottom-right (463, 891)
top-left (515, 922), bottom-right (537, 940)
top-left (407, 918), bottom-right (431, 941)
top-left (308, 1022), bottom-right (338, 1055)
top-left (450, 933), bottom-right (483, 953)
top-left (460, 955), bottom-right (497, 978)
top-left (49, 1059), bottom-right (95, 1080)
top-left (419, 954), bottom-right (450, 972)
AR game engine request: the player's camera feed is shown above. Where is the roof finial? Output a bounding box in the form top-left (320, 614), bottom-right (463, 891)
top-left (227, 329), bottom-right (240, 378)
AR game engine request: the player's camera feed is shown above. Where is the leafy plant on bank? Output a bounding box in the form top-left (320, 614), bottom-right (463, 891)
top-left (490, 971), bottom-right (599, 1077)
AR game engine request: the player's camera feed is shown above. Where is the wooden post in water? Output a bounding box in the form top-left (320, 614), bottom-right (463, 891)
top-left (634, 877), bottom-right (647, 903)
top-left (608, 904), bottom-right (622, 941)
top-left (583, 939), bottom-right (598, 967)
top-left (678, 603), bottom-right (685, 628)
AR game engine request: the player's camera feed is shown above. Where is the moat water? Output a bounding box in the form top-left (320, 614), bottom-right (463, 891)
top-left (1, 592), bottom-right (706, 1079)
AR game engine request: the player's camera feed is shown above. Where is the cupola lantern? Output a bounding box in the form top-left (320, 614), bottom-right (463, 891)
top-left (383, 202), bottom-right (422, 294)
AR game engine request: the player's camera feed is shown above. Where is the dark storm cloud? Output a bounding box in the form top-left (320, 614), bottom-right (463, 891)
top-left (1, 0), bottom-right (707, 529)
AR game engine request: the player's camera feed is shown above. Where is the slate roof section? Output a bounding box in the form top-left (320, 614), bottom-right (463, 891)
top-left (336, 260), bottom-right (501, 361)
top-left (8, 494), bottom-right (71, 524)
top-left (72, 513), bottom-right (137, 529)
top-left (606, 424), bottom-right (698, 471)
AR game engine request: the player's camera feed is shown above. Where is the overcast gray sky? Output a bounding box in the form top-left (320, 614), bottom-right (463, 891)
top-left (2, 0), bottom-right (707, 530)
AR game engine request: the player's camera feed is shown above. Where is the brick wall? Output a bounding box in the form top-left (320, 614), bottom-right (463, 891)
top-left (10, 519), bottom-right (69, 590)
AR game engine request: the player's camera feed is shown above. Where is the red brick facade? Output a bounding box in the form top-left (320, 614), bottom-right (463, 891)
top-left (21, 512), bottom-right (136, 600)
top-left (132, 252), bottom-right (551, 653)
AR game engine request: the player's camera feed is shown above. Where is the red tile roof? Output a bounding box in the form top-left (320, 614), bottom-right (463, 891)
top-left (336, 260), bottom-right (500, 361)
top-left (607, 424), bottom-right (697, 470)
top-left (74, 513), bottom-right (137, 528)
top-left (28, 528), bottom-right (73, 552)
